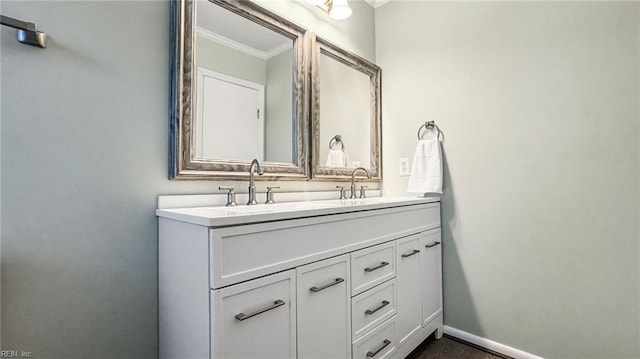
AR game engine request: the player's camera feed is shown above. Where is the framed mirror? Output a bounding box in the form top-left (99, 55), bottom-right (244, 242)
top-left (170, 0), bottom-right (309, 180)
top-left (310, 34), bottom-right (381, 181)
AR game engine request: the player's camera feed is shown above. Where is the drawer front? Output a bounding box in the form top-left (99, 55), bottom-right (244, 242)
top-left (297, 255), bottom-right (351, 359)
top-left (351, 242), bottom-right (395, 296)
top-left (352, 316), bottom-right (397, 359)
top-left (210, 203), bottom-right (439, 288)
top-left (211, 270), bottom-right (296, 359)
top-left (352, 279), bottom-right (397, 340)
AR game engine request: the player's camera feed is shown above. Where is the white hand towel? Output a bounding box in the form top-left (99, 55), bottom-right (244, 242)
top-left (407, 129), bottom-right (443, 195)
top-left (325, 148), bottom-right (347, 167)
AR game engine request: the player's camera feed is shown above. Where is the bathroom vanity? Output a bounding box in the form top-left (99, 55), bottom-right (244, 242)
top-left (157, 196), bottom-right (443, 359)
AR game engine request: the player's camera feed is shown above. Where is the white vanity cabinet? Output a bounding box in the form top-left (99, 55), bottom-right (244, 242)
top-left (158, 197), bottom-right (442, 359)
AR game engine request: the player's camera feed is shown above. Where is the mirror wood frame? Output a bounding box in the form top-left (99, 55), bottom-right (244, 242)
top-left (170, 0), bottom-right (309, 180)
top-left (310, 34), bottom-right (382, 181)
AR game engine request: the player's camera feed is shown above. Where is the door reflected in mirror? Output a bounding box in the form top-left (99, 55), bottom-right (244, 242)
top-left (195, 0), bottom-right (294, 164)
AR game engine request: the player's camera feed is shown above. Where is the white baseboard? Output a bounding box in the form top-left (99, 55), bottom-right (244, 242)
top-left (444, 325), bottom-right (544, 359)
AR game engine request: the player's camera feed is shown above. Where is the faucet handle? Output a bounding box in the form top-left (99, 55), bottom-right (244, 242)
top-left (359, 185), bottom-right (368, 199)
top-left (265, 186), bottom-right (280, 204)
top-left (219, 186), bottom-right (237, 207)
top-left (336, 186), bottom-right (347, 200)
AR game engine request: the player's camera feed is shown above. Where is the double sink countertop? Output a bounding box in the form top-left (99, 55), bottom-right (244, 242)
top-left (156, 196), bottom-right (440, 227)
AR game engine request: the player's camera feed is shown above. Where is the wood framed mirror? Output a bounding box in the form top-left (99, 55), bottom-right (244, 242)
top-left (310, 34), bottom-right (381, 181)
top-left (170, 0), bottom-right (309, 180)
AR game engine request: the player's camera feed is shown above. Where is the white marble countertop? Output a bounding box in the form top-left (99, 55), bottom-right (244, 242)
top-left (156, 196), bottom-right (440, 227)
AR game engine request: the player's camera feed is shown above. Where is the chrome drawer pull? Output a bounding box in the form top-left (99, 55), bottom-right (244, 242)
top-left (235, 299), bottom-right (285, 321)
top-left (366, 339), bottom-right (391, 358)
top-left (364, 261), bottom-right (389, 272)
top-left (365, 300), bottom-right (390, 315)
top-left (310, 278), bottom-right (344, 293)
top-left (425, 241), bottom-right (441, 248)
top-left (401, 249), bottom-right (420, 258)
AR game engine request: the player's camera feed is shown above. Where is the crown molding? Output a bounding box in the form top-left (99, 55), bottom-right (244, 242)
top-left (364, 0), bottom-right (391, 8)
top-left (196, 27), bottom-right (291, 60)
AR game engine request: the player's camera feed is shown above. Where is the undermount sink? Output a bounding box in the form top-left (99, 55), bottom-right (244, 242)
top-left (202, 201), bottom-right (342, 215)
top-left (324, 197), bottom-right (399, 206)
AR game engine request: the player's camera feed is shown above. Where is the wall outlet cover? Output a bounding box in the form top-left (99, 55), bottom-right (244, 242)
top-left (399, 157), bottom-right (410, 176)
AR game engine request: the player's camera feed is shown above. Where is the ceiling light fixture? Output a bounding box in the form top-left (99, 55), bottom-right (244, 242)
top-left (307, 0), bottom-right (352, 20)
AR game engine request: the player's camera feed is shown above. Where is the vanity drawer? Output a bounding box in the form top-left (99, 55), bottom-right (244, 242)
top-left (210, 203), bottom-right (438, 288)
top-left (211, 270), bottom-right (296, 359)
top-left (352, 278), bottom-right (397, 340)
top-left (352, 316), bottom-right (397, 359)
top-left (351, 242), bottom-right (395, 296)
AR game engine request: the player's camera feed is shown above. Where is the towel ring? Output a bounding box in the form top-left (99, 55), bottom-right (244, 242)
top-left (329, 134), bottom-right (345, 151)
top-left (417, 121), bottom-right (443, 141)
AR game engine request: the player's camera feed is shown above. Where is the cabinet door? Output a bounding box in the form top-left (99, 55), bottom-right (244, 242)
top-left (395, 235), bottom-right (423, 347)
top-left (421, 229), bottom-right (443, 326)
top-left (211, 270), bottom-right (296, 359)
top-left (297, 255), bottom-right (351, 359)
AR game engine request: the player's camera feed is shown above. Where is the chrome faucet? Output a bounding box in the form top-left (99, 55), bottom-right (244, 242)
top-left (350, 167), bottom-right (371, 199)
top-left (247, 158), bottom-right (264, 205)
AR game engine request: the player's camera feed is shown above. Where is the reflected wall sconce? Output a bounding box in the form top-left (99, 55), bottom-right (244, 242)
top-left (307, 0), bottom-right (352, 20)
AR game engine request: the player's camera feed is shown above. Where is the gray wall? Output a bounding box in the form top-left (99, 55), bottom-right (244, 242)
top-left (376, 2), bottom-right (640, 358)
top-left (0, 1), bottom-right (374, 358)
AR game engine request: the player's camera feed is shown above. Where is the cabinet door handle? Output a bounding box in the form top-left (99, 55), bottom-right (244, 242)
top-left (364, 261), bottom-right (389, 272)
top-left (365, 300), bottom-right (390, 315)
top-left (366, 339), bottom-right (391, 358)
top-left (235, 299), bottom-right (285, 321)
top-left (401, 249), bottom-right (420, 258)
top-left (310, 278), bottom-right (344, 292)
top-left (425, 241), bottom-right (441, 248)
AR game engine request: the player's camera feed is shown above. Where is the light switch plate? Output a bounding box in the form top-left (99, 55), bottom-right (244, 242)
top-left (399, 157), bottom-right (410, 176)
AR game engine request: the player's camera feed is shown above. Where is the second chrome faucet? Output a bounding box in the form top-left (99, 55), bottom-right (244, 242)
top-left (350, 167), bottom-right (371, 199)
top-left (247, 158), bottom-right (264, 205)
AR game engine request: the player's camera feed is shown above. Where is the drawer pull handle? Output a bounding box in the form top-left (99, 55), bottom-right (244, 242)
top-left (364, 261), bottom-right (389, 272)
top-left (235, 299), bottom-right (285, 321)
top-left (366, 339), bottom-right (391, 358)
top-left (365, 300), bottom-right (390, 315)
top-left (401, 249), bottom-right (420, 258)
top-left (425, 241), bottom-right (441, 248)
top-left (310, 278), bottom-right (344, 292)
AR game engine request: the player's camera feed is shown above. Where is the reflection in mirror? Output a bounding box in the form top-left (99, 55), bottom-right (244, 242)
top-left (170, 0), bottom-right (308, 180)
top-left (195, 1), bottom-right (293, 163)
top-left (319, 54), bottom-right (371, 169)
top-left (311, 34), bottom-right (381, 180)
top-left (325, 134), bottom-right (347, 167)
